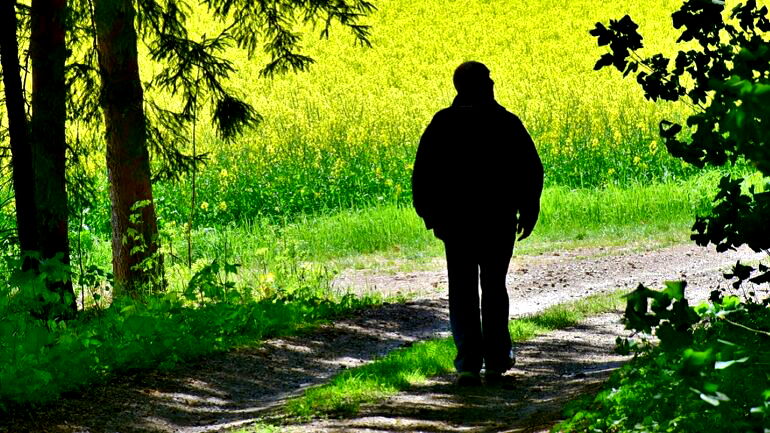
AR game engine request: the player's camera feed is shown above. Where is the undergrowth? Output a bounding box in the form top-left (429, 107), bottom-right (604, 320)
top-left (0, 256), bottom-right (381, 410)
top-left (554, 283), bottom-right (770, 433)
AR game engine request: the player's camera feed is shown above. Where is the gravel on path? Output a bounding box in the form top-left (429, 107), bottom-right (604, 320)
top-left (334, 243), bottom-right (766, 314)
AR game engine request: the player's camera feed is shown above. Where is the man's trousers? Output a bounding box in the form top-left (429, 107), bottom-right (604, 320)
top-left (443, 233), bottom-right (514, 373)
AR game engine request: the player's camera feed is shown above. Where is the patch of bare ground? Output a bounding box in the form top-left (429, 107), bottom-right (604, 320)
top-left (1, 244), bottom-right (765, 433)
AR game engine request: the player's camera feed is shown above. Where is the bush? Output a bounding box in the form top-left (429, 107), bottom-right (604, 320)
top-left (555, 284), bottom-right (770, 432)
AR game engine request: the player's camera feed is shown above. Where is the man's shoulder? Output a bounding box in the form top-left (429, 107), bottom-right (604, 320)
top-left (424, 107), bottom-right (459, 129)
top-left (494, 104), bottom-right (522, 123)
top-left (432, 106), bottom-right (455, 120)
top-left (430, 103), bottom-right (523, 127)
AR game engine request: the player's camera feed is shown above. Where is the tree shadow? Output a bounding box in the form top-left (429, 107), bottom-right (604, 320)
top-left (304, 317), bottom-right (627, 433)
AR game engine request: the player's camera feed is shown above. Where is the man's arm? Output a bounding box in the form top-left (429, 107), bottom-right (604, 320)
top-left (412, 118), bottom-right (440, 230)
top-left (514, 118), bottom-right (543, 241)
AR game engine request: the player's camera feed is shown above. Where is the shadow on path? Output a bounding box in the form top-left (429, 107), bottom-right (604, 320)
top-left (286, 314), bottom-right (627, 433)
top-left (1, 300), bottom-right (449, 433)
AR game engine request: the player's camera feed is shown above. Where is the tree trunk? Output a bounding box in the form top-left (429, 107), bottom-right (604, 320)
top-left (93, 0), bottom-right (162, 297)
top-left (29, 0), bottom-right (77, 317)
top-left (0, 0), bottom-right (38, 256)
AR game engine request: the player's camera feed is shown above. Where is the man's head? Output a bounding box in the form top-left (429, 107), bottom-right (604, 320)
top-left (453, 61), bottom-right (494, 102)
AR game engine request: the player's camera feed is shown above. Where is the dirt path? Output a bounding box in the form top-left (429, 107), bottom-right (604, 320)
top-left (283, 314), bottom-right (627, 433)
top-left (2, 244), bottom-right (765, 433)
top-left (334, 243), bottom-right (766, 314)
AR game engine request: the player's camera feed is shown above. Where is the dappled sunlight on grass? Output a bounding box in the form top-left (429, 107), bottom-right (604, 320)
top-left (283, 291), bottom-right (625, 419)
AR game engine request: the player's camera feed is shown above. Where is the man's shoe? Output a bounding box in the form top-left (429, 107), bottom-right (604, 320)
top-left (484, 369), bottom-right (514, 388)
top-left (455, 371), bottom-right (482, 387)
top-left (485, 349), bottom-right (516, 377)
top-left (484, 369), bottom-right (504, 385)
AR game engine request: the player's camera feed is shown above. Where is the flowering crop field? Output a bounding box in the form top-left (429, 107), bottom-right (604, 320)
top-left (151, 0), bottom-right (702, 225)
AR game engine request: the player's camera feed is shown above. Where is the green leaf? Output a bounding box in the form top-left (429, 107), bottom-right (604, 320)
top-left (663, 281), bottom-right (685, 300)
top-left (753, 83), bottom-right (770, 96)
top-left (683, 348), bottom-right (713, 366)
top-left (130, 200), bottom-right (151, 211)
top-left (33, 369), bottom-right (53, 385)
top-left (700, 393), bottom-right (721, 406)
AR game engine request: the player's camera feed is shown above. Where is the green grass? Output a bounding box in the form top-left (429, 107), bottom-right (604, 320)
top-left (232, 172), bottom-right (717, 261)
top-left (280, 291), bottom-right (626, 419)
top-left (72, 172), bottom-right (716, 298)
top-left (289, 172), bottom-right (711, 258)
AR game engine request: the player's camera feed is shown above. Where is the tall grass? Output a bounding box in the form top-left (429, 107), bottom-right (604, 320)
top-left (269, 173), bottom-right (716, 261)
top-left (72, 171), bottom-right (716, 300)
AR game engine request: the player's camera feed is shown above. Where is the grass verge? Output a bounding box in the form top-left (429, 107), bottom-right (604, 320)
top-left (278, 291), bottom-right (627, 420)
top-left (75, 174), bottom-right (715, 295)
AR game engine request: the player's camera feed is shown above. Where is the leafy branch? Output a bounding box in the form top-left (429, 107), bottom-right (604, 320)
top-left (591, 0), bottom-right (770, 287)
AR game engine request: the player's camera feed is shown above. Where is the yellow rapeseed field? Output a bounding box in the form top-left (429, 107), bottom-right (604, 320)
top-left (156, 0), bottom-right (731, 221)
top-left (215, 0), bottom-right (690, 175)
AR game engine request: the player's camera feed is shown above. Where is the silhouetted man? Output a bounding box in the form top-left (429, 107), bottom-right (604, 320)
top-left (412, 61), bottom-right (543, 386)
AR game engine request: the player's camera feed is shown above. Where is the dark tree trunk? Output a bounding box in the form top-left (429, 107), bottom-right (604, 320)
top-left (29, 0), bottom-right (77, 317)
top-left (0, 1), bottom-right (38, 256)
top-left (93, 0), bottom-right (161, 296)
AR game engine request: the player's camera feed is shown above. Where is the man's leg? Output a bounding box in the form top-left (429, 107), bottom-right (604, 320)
top-left (444, 236), bottom-right (483, 374)
top-left (479, 237), bottom-right (514, 372)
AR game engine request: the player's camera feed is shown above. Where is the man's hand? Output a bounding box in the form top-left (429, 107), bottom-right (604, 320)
top-left (516, 210), bottom-right (538, 241)
top-left (516, 221), bottom-right (534, 241)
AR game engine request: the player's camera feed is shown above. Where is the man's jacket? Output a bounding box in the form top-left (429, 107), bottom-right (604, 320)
top-left (411, 96), bottom-right (544, 240)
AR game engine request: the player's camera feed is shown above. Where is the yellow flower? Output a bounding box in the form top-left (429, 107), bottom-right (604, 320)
top-left (218, 201), bottom-right (227, 211)
top-left (200, 201), bottom-right (209, 210)
top-left (633, 156), bottom-right (641, 165)
top-left (649, 140), bottom-right (659, 154)
top-left (607, 168), bottom-right (616, 176)
top-left (220, 168), bottom-right (229, 178)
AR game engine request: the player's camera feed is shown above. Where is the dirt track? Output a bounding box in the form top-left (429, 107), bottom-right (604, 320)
top-left (2, 243), bottom-right (765, 433)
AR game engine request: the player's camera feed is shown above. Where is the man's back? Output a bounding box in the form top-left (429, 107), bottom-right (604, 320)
top-left (412, 99), bottom-right (543, 238)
